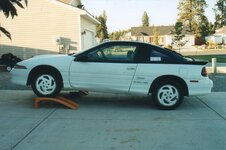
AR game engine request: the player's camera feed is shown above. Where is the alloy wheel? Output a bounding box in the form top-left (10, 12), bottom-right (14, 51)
top-left (157, 85), bottom-right (179, 106)
top-left (35, 74), bottom-right (56, 95)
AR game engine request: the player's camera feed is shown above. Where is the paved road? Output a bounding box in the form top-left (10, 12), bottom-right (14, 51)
top-left (0, 90), bottom-right (226, 150)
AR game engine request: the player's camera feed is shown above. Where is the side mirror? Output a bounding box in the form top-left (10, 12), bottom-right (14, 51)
top-left (75, 55), bottom-right (88, 62)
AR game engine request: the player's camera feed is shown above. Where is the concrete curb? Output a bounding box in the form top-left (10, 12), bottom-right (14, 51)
top-left (207, 67), bottom-right (226, 73)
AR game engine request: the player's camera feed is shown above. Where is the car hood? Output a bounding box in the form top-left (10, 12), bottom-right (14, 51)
top-left (26, 54), bottom-right (73, 60)
top-left (17, 54), bottom-right (75, 70)
top-left (32, 54), bottom-right (68, 59)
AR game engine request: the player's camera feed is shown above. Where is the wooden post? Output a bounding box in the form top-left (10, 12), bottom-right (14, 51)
top-left (212, 58), bottom-right (217, 73)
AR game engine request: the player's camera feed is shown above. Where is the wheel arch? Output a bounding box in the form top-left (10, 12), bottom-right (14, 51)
top-left (149, 75), bottom-right (189, 96)
top-left (27, 65), bottom-right (63, 88)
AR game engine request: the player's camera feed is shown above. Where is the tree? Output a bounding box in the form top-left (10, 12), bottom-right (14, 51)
top-left (177, 0), bottom-right (207, 37)
top-left (208, 22), bottom-right (216, 35)
top-left (142, 11), bottom-right (150, 27)
top-left (96, 11), bottom-right (109, 42)
top-left (197, 15), bottom-right (210, 37)
top-left (153, 27), bottom-right (159, 45)
top-left (0, 0), bottom-right (27, 39)
top-left (171, 22), bottom-right (187, 52)
top-left (214, 0), bottom-right (226, 29)
top-left (109, 30), bottom-right (129, 40)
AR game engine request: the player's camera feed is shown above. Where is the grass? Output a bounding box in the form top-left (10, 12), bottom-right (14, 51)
top-left (188, 55), bottom-right (226, 63)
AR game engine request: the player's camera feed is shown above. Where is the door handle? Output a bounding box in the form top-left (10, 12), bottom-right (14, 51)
top-left (127, 66), bottom-right (136, 70)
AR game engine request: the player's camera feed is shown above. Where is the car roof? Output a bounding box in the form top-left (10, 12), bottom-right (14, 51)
top-left (102, 40), bottom-right (151, 46)
top-left (76, 40), bottom-right (186, 61)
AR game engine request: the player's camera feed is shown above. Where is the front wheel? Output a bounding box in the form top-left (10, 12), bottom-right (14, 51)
top-left (152, 81), bottom-right (184, 110)
top-left (31, 72), bottom-right (62, 97)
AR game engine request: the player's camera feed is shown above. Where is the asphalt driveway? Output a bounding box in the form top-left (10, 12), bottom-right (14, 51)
top-left (0, 90), bottom-right (226, 150)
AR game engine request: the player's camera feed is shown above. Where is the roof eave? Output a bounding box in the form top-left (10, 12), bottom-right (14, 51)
top-left (81, 11), bottom-right (100, 25)
top-left (50, 0), bottom-right (100, 24)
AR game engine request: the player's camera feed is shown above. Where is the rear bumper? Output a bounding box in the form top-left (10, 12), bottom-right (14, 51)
top-left (188, 78), bottom-right (213, 96)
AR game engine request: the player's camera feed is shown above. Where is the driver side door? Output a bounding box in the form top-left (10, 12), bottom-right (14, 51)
top-left (69, 43), bottom-right (138, 93)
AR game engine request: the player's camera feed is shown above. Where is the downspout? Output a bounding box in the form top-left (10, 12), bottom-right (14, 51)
top-left (78, 15), bottom-right (82, 51)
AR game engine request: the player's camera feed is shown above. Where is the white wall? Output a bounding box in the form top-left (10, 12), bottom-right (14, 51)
top-left (0, 0), bottom-right (83, 59)
top-left (80, 16), bottom-right (97, 50)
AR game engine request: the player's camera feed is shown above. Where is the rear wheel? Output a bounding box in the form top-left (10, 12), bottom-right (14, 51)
top-left (31, 72), bottom-right (62, 97)
top-left (152, 81), bottom-right (184, 110)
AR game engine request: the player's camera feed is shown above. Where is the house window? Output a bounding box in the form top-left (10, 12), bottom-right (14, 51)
top-left (161, 37), bottom-right (165, 43)
top-left (149, 37), bottom-right (153, 43)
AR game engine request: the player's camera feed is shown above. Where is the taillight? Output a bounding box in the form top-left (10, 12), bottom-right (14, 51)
top-left (201, 67), bottom-right (207, 77)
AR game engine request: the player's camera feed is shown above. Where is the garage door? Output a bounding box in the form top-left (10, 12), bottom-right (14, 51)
top-left (82, 29), bottom-right (94, 50)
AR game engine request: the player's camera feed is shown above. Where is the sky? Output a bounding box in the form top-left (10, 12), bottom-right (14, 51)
top-left (82, 0), bottom-right (216, 32)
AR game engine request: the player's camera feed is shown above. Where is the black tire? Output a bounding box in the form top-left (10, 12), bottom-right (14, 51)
top-left (152, 80), bottom-right (184, 110)
top-left (31, 71), bottom-right (62, 97)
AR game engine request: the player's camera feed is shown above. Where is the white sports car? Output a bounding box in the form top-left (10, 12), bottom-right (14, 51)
top-left (11, 41), bottom-right (213, 109)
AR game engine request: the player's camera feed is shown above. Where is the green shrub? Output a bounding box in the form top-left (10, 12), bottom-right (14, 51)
top-left (207, 39), bottom-right (217, 49)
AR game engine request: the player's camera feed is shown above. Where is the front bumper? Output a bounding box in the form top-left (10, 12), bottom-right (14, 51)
top-left (10, 68), bottom-right (30, 86)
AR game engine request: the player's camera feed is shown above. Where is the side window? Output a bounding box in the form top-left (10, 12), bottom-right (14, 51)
top-left (150, 50), bottom-right (172, 62)
top-left (87, 48), bottom-right (105, 61)
top-left (134, 45), bottom-right (151, 63)
top-left (87, 45), bottom-right (137, 62)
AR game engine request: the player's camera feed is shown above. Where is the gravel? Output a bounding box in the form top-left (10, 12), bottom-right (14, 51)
top-left (0, 71), bottom-right (226, 92)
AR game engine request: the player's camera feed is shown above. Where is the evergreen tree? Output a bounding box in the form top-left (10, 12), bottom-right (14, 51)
top-left (96, 11), bottom-right (109, 42)
top-left (142, 11), bottom-right (150, 27)
top-left (177, 0), bottom-right (207, 37)
top-left (109, 29), bottom-right (130, 40)
top-left (153, 28), bottom-right (159, 45)
top-left (171, 22), bottom-right (187, 52)
top-left (208, 22), bottom-right (216, 35)
top-left (0, 0), bottom-right (27, 39)
top-left (197, 15), bottom-right (210, 37)
top-left (214, 0), bottom-right (226, 29)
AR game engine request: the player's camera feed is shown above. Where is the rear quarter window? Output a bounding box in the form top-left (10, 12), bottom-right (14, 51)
top-left (150, 50), bottom-right (172, 62)
top-left (149, 47), bottom-right (187, 63)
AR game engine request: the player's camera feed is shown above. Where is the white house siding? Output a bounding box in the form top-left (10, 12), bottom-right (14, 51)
top-left (165, 35), bottom-right (195, 47)
top-left (0, 0), bottom-right (81, 59)
top-left (165, 35), bottom-right (172, 46)
top-left (183, 35), bottom-right (195, 46)
top-left (0, 44), bottom-right (56, 60)
top-left (132, 36), bottom-right (149, 43)
top-left (130, 35), bottom-right (194, 47)
top-left (205, 26), bottom-right (226, 44)
top-left (205, 35), bottom-right (222, 44)
top-left (80, 16), bottom-right (97, 50)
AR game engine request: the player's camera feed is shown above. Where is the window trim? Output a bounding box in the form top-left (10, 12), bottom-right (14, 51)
top-left (84, 43), bottom-right (138, 63)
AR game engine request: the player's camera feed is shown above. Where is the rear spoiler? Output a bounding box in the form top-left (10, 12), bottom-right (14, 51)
top-left (184, 61), bottom-right (208, 65)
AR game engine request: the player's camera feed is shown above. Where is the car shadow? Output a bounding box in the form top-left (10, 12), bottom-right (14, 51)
top-left (57, 92), bottom-right (154, 110)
